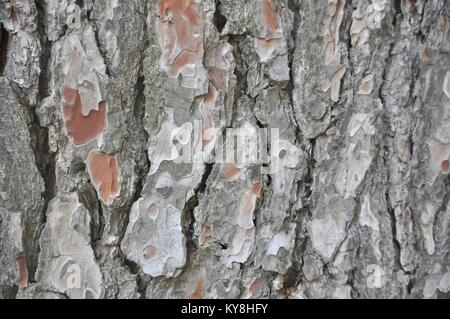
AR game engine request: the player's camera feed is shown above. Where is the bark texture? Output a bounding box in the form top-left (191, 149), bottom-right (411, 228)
top-left (1, 0), bottom-right (450, 299)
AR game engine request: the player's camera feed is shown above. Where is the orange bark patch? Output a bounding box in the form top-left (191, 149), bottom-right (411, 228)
top-left (237, 180), bottom-right (261, 229)
top-left (204, 87), bottom-right (215, 104)
top-left (199, 226), bottom-right (213, 246)
top-left (359, 82), bottom-right (370, 94)
top-left (224, 162), bottom-right (242, 181)
top-left (144, 246), bottom-right (157, 260)
top-left (256, 38), bottom-right (280, 47)
top-left (262, 0), bottom-right (279, 33)
top-left (325, 35), bottom-right (336, 65)
top-left (87, 150), bottom-right (120, 205)
top-left (241, 191), bottom-right (255, 217)
top-left (148, 203), bottom-right (159, 219)
top-left (158, 0), bottom-right (203, 77)
top-left (421, 45), bottom-right (431, 61)
top-left (208, 68), bottom-right (225, 91)
top-left (430, 139), bottom-right (450, 162)
top-left (187, 277), bottom-right (204, 299)
top-left (95, 243), bottom-right (110, 264)
top-left (201, 86), bottom-right (217, 147)
top-left (160, 0), bottom-right (199, 27)
top-left (249, 280), bottom-right (259, 294)
top-left (442, 160), bottom-right (450, 173)
top-left (251, 183), bottom-right (262, 196)
top-left (62, 87), bottom-right (107, 146)
top-left (16, 256), bottom-right (28, 289)
top-left (10, 9), bottom-right (18, 24)
top-left (242, 183), bottom-right (262, 217)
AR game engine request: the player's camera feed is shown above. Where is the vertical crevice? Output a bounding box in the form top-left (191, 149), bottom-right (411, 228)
top-left (35, 0), bottom-right (52, 100)
top-left (118, 3), bottom-right (151, 246)
top-left (380, 0), bottom-right (404, 274)
top-left (115, 4), bottom-right (151, 299)
top-left (213, 0), bottom-right (226, 33)
top-left (24, 0), bottom-right (58, 283)
top-left (0, 23), bottom-right (10, 75)
top-left (287, 0), bottom-right (301, 129)
top-left (181, 162), bottom-right (214, 267)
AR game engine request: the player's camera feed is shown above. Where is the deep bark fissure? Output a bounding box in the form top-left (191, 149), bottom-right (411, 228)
top-left (379, 1), bottom-right (403, 273)
top-left (0, 23), bottom-right (9, 75)
top-left (213, 0), bottom-right (226, 33)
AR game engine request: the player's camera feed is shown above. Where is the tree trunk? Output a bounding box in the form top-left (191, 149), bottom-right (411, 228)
top-left (0, 0), bottom-right (449, 299)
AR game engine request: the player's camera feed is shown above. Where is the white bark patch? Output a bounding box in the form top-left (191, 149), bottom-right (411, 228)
top-left (439, 273), bottom-right (450, 293)
top-left (359, 195), bottom-right (379, 232)
top-left (60, 24), bottom-right (107, 116)
top-left (36, 193), bottom-right (102, 299)
top-left (9, 213), bottom-right (23, 251)
top-left (428, 138), bottom-right (450, 184)
top-left (122, 199), bottom-right (186, 277)
top-left (324, 0), bottom-right (345, 65)
top-left (443, 71), bottom-right (450, 99)
top-left (358, 74), bottom-right (374, 95)
top-left (223, 228), bottom-right (255, 268)
top-left (321, 66), bottom-right (346, 102)
top-left (421, 224), bottom-right (435, 256)
top-left (310, 212), bottom-right (347, 260)
top-left (147, 109), bottom-right (193, 176)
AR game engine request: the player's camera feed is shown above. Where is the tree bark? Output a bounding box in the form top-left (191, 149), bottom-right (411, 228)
top-left (0, 0), bottom-right (449, 299)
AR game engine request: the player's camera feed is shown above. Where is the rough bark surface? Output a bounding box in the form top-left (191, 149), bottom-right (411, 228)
top-left (0, 0), bottom-right (449, 299)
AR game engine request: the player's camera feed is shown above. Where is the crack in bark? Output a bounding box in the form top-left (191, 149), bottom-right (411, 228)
top-left (379, 0), bottom-right (404, 274)
top-left (213, 0), bottom-right (226, 33)
top-left (116, 5), bottom-right (151, 298)
top-left (0, 23), bottom-right (9, 75)
top-left (182, 163), bottom-right (215, 263)
top-left (287, 0), bottom-right (301, 130)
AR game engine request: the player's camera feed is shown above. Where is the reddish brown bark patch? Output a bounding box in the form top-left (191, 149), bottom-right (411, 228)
top-left (87, 150), bottom-right (120, 205)
top-left (158, 0), bottom-right (203, 77)
top-left (160, 0), bottom-right (200, 27)
top-left (203, 88), bottom-right (214, 104)
top-left (16, 255), bottom-right (28, 289)
top-left (144, 246), bottom-right (157, 260)
top-left (242, 182), bottom-right (261, 218)
top-left (10, 9), bottom-right (19, 24)
top-left (241, 191), bottom-right (255, 217)
top-left (442, 160), bottom-right (450, 174)
top-left (250, 280), bottom-right (259, 294)
top-left (224, 162), bottom-right (242, 181)
top-left (208, 68), bottom-right (225, 91)
top-left (199, 226), bottom-right (213, 246)
top-left (95, 243), bottom-right (110, 264)
top-left (251, 183), bottom-right (262, 196)
top-left (421, 45), bottom-right (431, 61)
top-left (201, 87), bottom-right (217, 147)
top-left (62, 87), bottom-right (107, 146)
top-left (148, 203), bottom-right (159, 219)
top-left (187, 277), bottom-right (204, 299)
top-left (262, 0), bottom-right (279, 33)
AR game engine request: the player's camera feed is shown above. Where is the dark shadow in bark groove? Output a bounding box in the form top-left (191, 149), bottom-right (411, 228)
top-left (35, 0), bottom-right (52, 99)
top-left (213, 0), bottom-right (227, 33)
top-left (182, 163), bottom-right (215, 259)
top-left (0, 23), bottom-right (9, 75)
